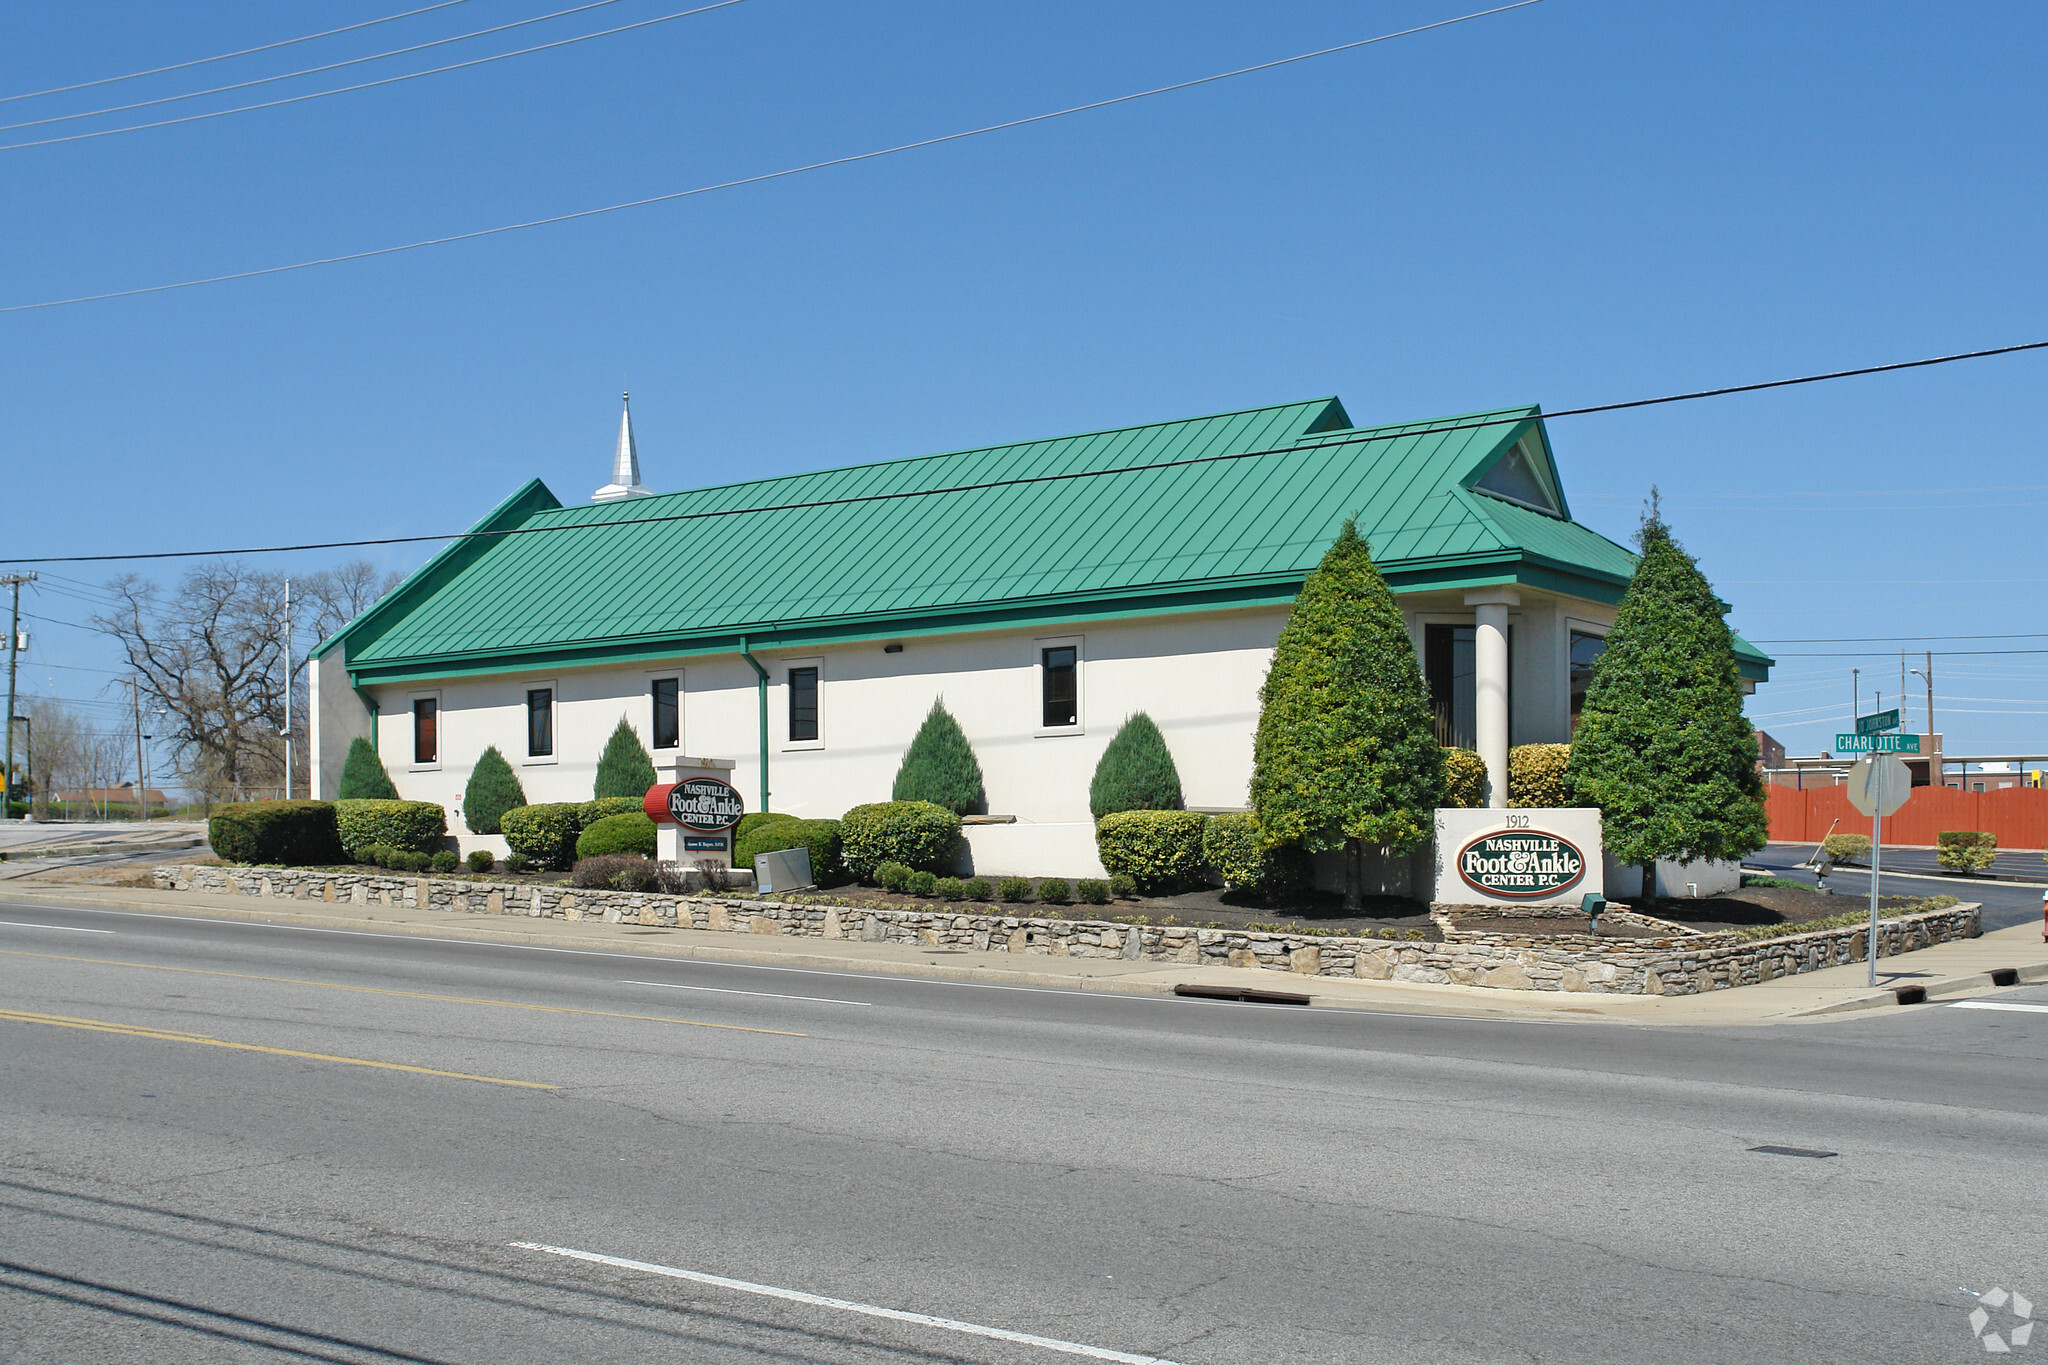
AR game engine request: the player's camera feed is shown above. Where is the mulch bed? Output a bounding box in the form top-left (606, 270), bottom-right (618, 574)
top-left (803, 882), bottom-right (1442, 941)
top-left (1611, 882), bottom-right (1939, 935)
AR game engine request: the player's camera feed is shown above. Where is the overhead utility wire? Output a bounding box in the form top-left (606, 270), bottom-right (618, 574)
top-left (1752, 632), bottom-right (2048, 643)
top-left (0, 0), bottom-right (477, 104)
top-left (4, 337), bottom-right (2044, 567)
top-left (0, 0), bottom-right (1543, 309)
top-left (0, 0), bottom-right (747, 150)
top-left (0, 0), bottom-right (629, 131)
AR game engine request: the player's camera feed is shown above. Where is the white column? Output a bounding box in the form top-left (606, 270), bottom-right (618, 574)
top-left (1465, 588), bottom-right (1519, 808)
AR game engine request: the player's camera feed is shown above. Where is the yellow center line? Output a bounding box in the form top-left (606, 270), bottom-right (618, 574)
top-left (0, 1007), bottom-right (557, 1089)
top-left (0, 949), bottom-right (805, 1037)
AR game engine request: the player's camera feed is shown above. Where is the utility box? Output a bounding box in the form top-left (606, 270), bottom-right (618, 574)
top-left (754, 846), bottom-right (814, 895)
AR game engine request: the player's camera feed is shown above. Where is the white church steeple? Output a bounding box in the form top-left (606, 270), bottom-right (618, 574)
top-left (593, 391), bottom-right (655, 502)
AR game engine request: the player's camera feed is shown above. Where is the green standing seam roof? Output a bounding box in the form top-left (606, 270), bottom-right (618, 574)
top-left (317, 396), bottom-right (1774, 684)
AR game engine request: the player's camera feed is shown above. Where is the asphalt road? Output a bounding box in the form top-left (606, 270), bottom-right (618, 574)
top-left (1760, 840), bottom-right (2046, 884)
top-left (2, 896), bottom-right (2045, 1364)
top-left (1749, 845), bottom-right (2046, 933)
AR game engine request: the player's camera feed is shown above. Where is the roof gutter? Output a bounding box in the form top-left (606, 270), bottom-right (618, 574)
top-left (738, 636), bottom-right (769, 813)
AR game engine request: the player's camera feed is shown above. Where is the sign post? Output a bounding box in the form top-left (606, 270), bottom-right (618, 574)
top-left (1843, 742), bottom-right (1913, 986)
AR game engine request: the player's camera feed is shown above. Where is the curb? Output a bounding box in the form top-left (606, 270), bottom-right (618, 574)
top-left (1793, 962), bottom-right (2048, 1017)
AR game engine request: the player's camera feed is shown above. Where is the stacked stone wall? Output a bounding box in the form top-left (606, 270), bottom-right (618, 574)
top-left (152, 865), bottom-right (1979, 996)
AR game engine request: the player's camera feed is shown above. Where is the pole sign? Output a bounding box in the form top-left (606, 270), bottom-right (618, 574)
top-left (1855, 709), bottom-right (1901, 736)
top-left (1835, 733), bottom-right (1920, 754)
top-left (1455, 830), bottom-right (1588, 900)
top-left (642, 778), bottom-right (745, 833)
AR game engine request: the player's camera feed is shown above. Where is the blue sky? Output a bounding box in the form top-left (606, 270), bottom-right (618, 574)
top-left (3, 0), bottom-right (2044, 761)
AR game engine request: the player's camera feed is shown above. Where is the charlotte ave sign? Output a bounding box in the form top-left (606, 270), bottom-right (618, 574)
top-left (1456, 830), bottom-right (1589, 899)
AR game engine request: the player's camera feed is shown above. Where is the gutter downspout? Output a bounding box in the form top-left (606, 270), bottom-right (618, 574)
top-left (738, 637), bottom-right (769, 812)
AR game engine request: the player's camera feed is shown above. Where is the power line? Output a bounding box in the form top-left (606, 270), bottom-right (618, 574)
top-left (1767, 649), bottom-right (2048, 658)
top-left (1751, 632), bottom-right (2048, 643)
top-left (0, 0), bottom-right (747, 151)
top-left (0, 0), bottom-right (629, 132)
top-left (4, 335), bottom-right (2046, 567)
top-left (0, 0), bottom-right (477, 104)
top-left (0, 1), bottom-right (1545, 311)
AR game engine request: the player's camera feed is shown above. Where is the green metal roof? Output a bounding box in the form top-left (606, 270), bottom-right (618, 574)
top-left (318, 396), bottom-right (1769, 684)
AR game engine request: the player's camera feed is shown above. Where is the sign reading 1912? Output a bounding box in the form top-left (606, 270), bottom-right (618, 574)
top-left (1457, 829), bottom-right (1588, 899)
top-left (666, 777), bottom-right (744, 833)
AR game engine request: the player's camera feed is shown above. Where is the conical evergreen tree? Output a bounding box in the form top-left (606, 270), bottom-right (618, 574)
top-left (338, 736), bottom-right (399, 800)
top-left (1564, 499), bottom-right (1766, 900)
top-left (593, 716), bottom-right (658, 799)
top-left (891, 698), bottom-right (984, 815)
top-left (1089, 712), bottom-right (1183, 818)
top-left (464, 745), bottom-right (527, 834)
top-left (1250, 518), bottom-right (1444, 909)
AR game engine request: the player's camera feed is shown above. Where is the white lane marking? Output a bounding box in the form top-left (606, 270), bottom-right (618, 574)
top-left (619, 979), bottom-right (869, 1006)
top-left (511, 1242), bottom-right (1181, 1364)
top-left (0, 921), bottom-right (114, 934)
top-left (1950, 1001), bottom-right (2048, 1014)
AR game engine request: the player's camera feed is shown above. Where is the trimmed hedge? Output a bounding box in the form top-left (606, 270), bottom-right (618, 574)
top-left (997, 875), bottom-right (1032, 903)
top-left (735, 817), bottom-right (845, 885)
top-left (579, 796), bottom-right (643, 828)
top-left (874, 861), bottom-right (913, 892)
top-left (1442, 748), bottom-right (1488, 809)
top-left (1076, 878), bottom-right (1111, 905)
top-left (840, 800), bottom-right (962, 878)
top-left (209, 800), bottom-right (345, 866)
top-left (501, 802), bottom-right (583, 869)
top-left (466, 849), bottom-right (495, 873)
top-left (1095, 809), bottom-right (1209, 894)
top-left (576, 811), bottom-right (658, 861)
top-left (1508, 743), bottom-right (1572, 809)
top-left (1037, 877), bottom-right (1071, 905)
top-left (1821, 832), bottom-right (1872, 864)
top-left (734, 812), bottom-right (795, 844)
top-left (1936, 830), bottom-right (1996, 873)
top-left (334, 799), bottom-right (446, 861)
top-left (963, 877), bottom-right (993, 902)
top-left (1201, 812), bottom-right (1308, 905)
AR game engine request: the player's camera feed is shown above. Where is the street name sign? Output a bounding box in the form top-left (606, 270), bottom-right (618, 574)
top-left (1855, 709), bottom-right (1901, 736)
top-left (1835, 733), bottom-right (1920, 753)
top-left (1846, 755), bottom-right (1912, 818)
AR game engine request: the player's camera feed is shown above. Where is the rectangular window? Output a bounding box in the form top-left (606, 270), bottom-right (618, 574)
top-left (1425, 624), bottom-right (1516, 748)
top-left (1042, 646), bottom-right (1078, 728)
top-left (1568, 630), bottom-right (1606, 732)
top-left (413, 698), bottom-right (438, 764)
top-left (527, 688), bottom-right (554, 758)
top-left (651, 677), bottom-right (679, 750)
top-left (788, 666), bottom-right (819, 742)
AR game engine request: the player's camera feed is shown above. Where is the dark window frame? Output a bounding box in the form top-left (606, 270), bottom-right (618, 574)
top-left (526, 687), bottom-right (554, 758)
top-left (787, 666), bottom-right (819, 743)
top-left (1041, 645), bottom-right (1078, 729)
top-left (1424, 623), bottom-right (1514, 749)
top-left (651, 677), bottom-right (680, 750)
top-left (1568, 629), bottom-right (1606, 733)
top-left (413, 697), bottom-right (438, 765)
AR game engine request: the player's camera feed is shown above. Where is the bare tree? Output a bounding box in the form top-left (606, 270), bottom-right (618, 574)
top-left (15, 695), bottom-right (89, 818)
top-left (300, 559), bottom-right (404, 648)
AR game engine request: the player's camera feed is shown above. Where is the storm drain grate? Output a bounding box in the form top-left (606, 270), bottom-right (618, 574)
top-left (1749, 1145), bottom-right (1838, 1159)
top-left (1174, 983), bottom-right (1312, 1006)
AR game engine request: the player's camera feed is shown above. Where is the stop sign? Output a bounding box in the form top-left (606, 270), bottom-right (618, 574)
top-left (1845, 755), bottom-right (1911, 818)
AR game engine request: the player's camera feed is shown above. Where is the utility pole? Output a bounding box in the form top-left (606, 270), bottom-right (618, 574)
top-left (2, 572), bottom-right (35, 819)
top-left (133, 678), bottom-right (148, 823)
top-left (281, 577), bottom-right (292, 801)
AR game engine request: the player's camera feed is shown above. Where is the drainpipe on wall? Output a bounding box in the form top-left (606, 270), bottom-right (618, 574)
top-left (739, 636), bottom-right (769, 812)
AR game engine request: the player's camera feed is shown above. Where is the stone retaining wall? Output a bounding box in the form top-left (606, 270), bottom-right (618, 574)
top-left (153, 865), bottom-right (1980, 996)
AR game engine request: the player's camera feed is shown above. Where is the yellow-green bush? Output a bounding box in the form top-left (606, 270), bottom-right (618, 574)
top-left (1096, 809), bottom-right (1209, 894)
top-left (575, 811), bottom-right (658, 860)
top-left (501, 802), bottom-right (583, 869)
top-left (1821, 832), bottom-right (1871, 864)
top-left (1509, 743), bottom-right (1572, 808)
top-left (334, 799), bottom-right (446, 861)
top-left (840, 800), bottom-right (962, 878)
top-left (1936, 830), bottom-right (1995, 872)
top-left (1442, 748), bottom-right (1487, 808)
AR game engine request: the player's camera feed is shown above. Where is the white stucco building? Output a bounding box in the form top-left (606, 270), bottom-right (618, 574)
top-left (309, 394), bottom-right (1773, 873)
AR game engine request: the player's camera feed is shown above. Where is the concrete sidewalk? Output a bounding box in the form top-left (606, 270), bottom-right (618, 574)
top-left (10, 877), bottom-right (2046, 1026)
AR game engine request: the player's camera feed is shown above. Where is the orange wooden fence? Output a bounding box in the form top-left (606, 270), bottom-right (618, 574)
top-left (1766, 783), bottom-right (2048, 850)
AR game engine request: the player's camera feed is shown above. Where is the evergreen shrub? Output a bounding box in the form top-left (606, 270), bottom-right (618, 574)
top-left (1509, 744), bottom-right (1573, 809)
top-left (963, 877), bottom-right (993, 902)
top-left (593, 717), bottom-right (658, 800)
top-left (1036, 877), bottom-right (1071, 905)
top-left (1565, 502), bottom-right (1767, 893)
top-left (1076, 878), bottom-right (1111, 905)
top-left (463, 746), bottom-right (526, 834)
top-left (890, 699), bottom-right (985, 815)
top-left (1441, 749), bottom-right (1487, 810)
top-left (579, 796), bottom-right (643, 828)
top-left (1251, 518), bottom-right (1445, 910)
top-left (840, 800), bottom-right (962, 878)
top-left (735, 812), bottom-right (795, 843)
top-left (338, 737), bottom-right (399, 800)
top-left (1108, 873), bottom-right (1136, 899)
top-left (1936, 830), bottom-right (1996, 872)
top-left (735, 818), bottom-right (845, 885)
top-left (996, 875), bottom-right (1033, 903)
top-left (1201, 812), bottom-right (1308, 905)
top-left (466, 849), bottom-right (494, 873)
top-left (576, 812), bottom-right (658, 861)
top-left (500, 802), bottom-right (583, 869)
top-left (334, 799), bottom-right (446, 861)
top-left (431, 850), bottom-right (460, 874)
top-left (1821, 832), bottom-right (1871, 863)
top-left (932, 876), bottom-right (966, 901)
top-left (1088, 713), bottom-right (1184, 817)
top-left (208, 800), bottom-right (344, 866)
top-left (504, 850), bottom-right (532, 874)
top-left (907, 870), bottom-right (938, 897)
top-left (874, 861), bottom-right (913, 892)
top-left (1095, 809), bottom-right (1209, 894)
